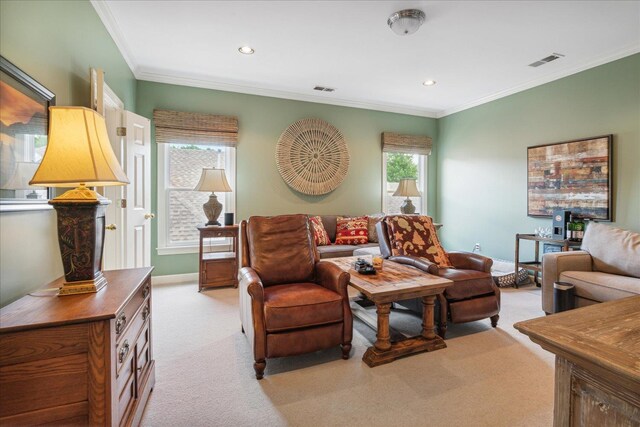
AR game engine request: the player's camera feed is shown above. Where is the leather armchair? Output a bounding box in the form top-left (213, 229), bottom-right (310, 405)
top-left (239, 214), bottom-right (353, 379)
top-left (377, 219), bottom-right (500, 338)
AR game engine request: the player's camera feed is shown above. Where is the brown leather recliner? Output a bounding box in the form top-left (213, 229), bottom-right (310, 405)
top-left (377, 219), bottom-right (500, 338)
top-left (239, 214), bottom-right (353, 379)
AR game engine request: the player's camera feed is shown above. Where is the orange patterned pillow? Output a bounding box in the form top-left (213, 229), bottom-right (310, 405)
top-left (309, 216), bottom-right (331, 246)
top-left (335, 216), bottom-right (369, 245)
top-left (385, 215), bottom-right (452, 267)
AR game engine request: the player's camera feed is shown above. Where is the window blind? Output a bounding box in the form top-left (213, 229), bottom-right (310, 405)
top-left (153, 109), bottom-right (238, 146)
top-left (381, 132), bottom-right (432, 155)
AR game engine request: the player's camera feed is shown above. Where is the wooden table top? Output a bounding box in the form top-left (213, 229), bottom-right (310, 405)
top-left (324, 256), bottom-right (452, 302)
top-left (0, 267), bottom-right (154, 333)
top-left (514, 296), bottom-right (640, 387)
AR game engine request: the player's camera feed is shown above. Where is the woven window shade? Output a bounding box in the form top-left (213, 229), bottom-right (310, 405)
top-left (153, 109), bottom-right (238, 146)
top-left (381, 132), bottom-right (432, 155)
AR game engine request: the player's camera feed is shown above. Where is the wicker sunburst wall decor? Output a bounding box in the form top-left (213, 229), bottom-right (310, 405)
top-left (276, 118), bottom-right (350, 195)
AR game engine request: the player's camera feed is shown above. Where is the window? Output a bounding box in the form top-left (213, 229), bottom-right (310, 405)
top-left (382, 152), bottom-right (426, 214)
top-left (158, 143), bottom-right (235, 254)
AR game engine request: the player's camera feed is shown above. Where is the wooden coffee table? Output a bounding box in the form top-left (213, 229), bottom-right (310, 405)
top-left (326, 256), bottom-right (453, 367)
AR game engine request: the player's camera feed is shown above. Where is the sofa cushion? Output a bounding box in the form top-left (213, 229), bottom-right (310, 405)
top-left (353, 244), bottom-right (381, 257)
top-left (263, 282), bottom-right (343, 332)
top-left (317, 215), bottom-right (342, 243)
top-left (438, 268), bottom-right (496, 300)
top-left (581, 222), bottom-right (640, 278)
top-left (367, 213), bottom-right (385, 243)
top-left (335, 216), bottom-right (369, 245)
top-left (309, 215), bottom-right (331, 246)
top-left (559, 270), bottom-right (640, 302)
top-left (317, 245), bottom-right (357, 259)
top-left (385, 215), bottom-right (452, 267)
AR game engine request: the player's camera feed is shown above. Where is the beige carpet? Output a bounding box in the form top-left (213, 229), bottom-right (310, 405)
top-left (141, 282), bottom-right (555, 427)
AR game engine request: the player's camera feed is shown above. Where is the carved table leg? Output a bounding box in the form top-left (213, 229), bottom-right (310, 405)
top-left (422, 295), bottom-right (437, 340)
top-left (374, 303), bottom-right (392, 351)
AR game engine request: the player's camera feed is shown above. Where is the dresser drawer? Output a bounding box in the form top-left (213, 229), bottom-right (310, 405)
top-left (136, 324), bottom-right (152, 381)
top-left (116, 301), bottom-right (150, 375)
top-left (115, 279), bottom-right (151, 340)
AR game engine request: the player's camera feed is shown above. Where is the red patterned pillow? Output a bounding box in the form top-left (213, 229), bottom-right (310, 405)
top-left (335, 216), bottom-right (369, 245)
top-left (309, 216), bottom-right (331, 246)
top-left (385, 215), bottom-right (452, 267)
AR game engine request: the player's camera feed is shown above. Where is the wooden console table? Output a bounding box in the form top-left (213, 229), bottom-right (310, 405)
top-left (514, 234), bottom-right (581, 288)
top-left (515, 297), bottom-right (640, 426)
top-left (0, 268), bottom-right (155, 426)
top-left (198, 224), bottom-right (239, 291)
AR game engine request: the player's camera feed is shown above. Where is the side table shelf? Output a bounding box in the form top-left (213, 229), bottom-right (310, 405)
top-left (198, 225), bottom-right (239, 291)
top-left (514, 234), bottom-right (581, 288)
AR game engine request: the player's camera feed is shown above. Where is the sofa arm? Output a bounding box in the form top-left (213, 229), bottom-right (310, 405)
top-left (541, 250), bottom-right (593, 314)
top-left (315, 261), bottom-right (350, 297)
top-left (389, 255), bottom-right (439, 275)
top-left (447, 251), bottom-right (493, 273)
top-left (239, 267), bottom-right (266, 360)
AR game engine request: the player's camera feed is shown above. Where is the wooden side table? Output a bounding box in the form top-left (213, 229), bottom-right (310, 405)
top-left (198, 225), bottom-right (239, 291)
top-left (514, 233), bottom-right (581, 288)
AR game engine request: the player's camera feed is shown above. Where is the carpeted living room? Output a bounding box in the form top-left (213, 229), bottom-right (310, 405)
top-left (0, 1), bottom-right (639, 427)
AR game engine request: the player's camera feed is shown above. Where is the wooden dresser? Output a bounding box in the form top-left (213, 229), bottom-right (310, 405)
top-left (515, 297), bottom-right (640, 426)
top-left (0, 267), bottom-right (155, 426)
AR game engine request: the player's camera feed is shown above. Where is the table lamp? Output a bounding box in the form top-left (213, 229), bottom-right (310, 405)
top-left (1, 162), bottom-right (45, 199)
top-left (194, 168), bottom-right (232, 226)
top-left (393, 178), bottom-right (421, 214)
top-left (29, 106), bottom-right (129, 295)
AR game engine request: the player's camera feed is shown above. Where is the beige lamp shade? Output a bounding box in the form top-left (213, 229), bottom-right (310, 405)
top-left (2, 162), bottom-right (44, 190)
top-left (393, 178), bottom-right (421, 197)
top-left (29, 106), bottom-right (129, 188)
top-left (194, 168), bottom-right (232, 192)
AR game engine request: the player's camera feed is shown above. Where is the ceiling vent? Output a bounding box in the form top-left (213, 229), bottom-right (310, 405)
top-left (529, 53), bottom-right (565, 67)
top-left (313, 86), bottom-right (335, 92)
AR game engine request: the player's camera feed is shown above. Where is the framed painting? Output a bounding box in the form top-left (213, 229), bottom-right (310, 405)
top-left (0, 56), bottom-right (55, 212)
top-left (527, 135), bottom-right (613, 220)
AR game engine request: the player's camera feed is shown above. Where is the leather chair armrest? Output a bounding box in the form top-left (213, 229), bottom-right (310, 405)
top-left (315, 261), bottom-right (350, 297)
top-left (447, 251), bottom-right (493, 273)
top-left (389, 255), bottom-right (439, 275)
top-left (239, 267), bottom-right (266, 360)
top-left (541, 250), bottom-right (592, 314)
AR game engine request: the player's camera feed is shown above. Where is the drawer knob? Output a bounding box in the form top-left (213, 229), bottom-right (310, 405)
top-left (119, 340), bottom-right (130, 363)
top-left (115, 313), bottom-right (127, 335)
top-left (142, 285), bottom-right (150, 299)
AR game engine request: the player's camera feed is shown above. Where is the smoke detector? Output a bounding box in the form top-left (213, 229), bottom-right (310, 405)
top-left (387, 9), bottom-right (426, 36)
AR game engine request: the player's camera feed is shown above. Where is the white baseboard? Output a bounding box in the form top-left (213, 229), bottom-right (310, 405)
top-left (152, 272), bottom-right (198, 285)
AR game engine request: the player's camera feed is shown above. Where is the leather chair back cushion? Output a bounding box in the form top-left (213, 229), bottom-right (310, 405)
top-left (247, 214), bottom-right (317, 286)
top-left (581, 222), bottom-right (640, 278)
top-left (385, 215), bottom-right (453, 267)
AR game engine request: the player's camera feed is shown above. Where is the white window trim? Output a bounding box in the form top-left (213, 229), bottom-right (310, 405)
top-left (157, 144), bottom-right (236, 255)
top-left (381, 152), bottom-right (428, 215)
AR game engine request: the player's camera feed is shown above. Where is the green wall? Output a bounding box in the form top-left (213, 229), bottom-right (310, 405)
top-left (437, 54), bottom-right (640, 261)
top-left (0, 0), bottom-right (136, 305)
top-left (136, 81), bottom-right (438, 276)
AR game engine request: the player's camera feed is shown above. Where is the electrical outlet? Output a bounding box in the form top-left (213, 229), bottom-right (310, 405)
top-left (473, 243), bottom-right (481, 253)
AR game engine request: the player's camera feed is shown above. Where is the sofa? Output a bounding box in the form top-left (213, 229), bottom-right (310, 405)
top-left (542, 222), bottom-right (640, 314)
top-left (310, 215), bottom-right (381, 258)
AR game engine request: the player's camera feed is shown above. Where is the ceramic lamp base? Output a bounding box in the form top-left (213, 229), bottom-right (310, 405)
top-left (203, 193), bottom-right (223, 226)
top-left (400, 198), bottom-right (416, 214)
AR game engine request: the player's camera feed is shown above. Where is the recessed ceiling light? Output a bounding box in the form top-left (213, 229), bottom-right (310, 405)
top-left (423, 80), bottom-right (436, 86)
top-left (238, 46), bottom-right (254, 55)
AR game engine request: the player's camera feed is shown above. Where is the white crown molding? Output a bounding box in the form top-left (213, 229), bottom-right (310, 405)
top-left (90, 0), bottom-right (138, 75)
top-left (437, 45), bottom-right (640, 118)
top-left (135, 69), bottom-right (439, 118)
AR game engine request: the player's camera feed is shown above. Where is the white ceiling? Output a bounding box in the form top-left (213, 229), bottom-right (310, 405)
top-left (93, 1), bottom-right (640, 118)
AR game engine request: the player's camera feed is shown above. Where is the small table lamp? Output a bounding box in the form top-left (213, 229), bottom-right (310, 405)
top-left (393, 178), bottom-right (421, 214)
top-left (194, 168), bottom-right (232, 226)
top-left (1, 162), bottom-right (45, 199)
top-left (29, 106), bottom-right (129, 295)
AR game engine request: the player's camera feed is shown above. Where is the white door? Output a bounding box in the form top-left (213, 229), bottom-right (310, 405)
top-left (123, 111), bottom-right (152, 268)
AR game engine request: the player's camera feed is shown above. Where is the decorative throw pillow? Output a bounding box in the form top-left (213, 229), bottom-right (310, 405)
top-left (309, 215), bottom-right (331, 246)
top-left (385, 215), bottom-right (452, 267)
top-left (335, 216), bottom-right (369, 245)
top-left (367, 213), bottom-right (385, 243)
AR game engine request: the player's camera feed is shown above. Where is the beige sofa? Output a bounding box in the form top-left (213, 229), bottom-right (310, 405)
top-left (311, 215), bottom-right (380, 258)
top-left (542, 222), bottom-right (640, 314)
